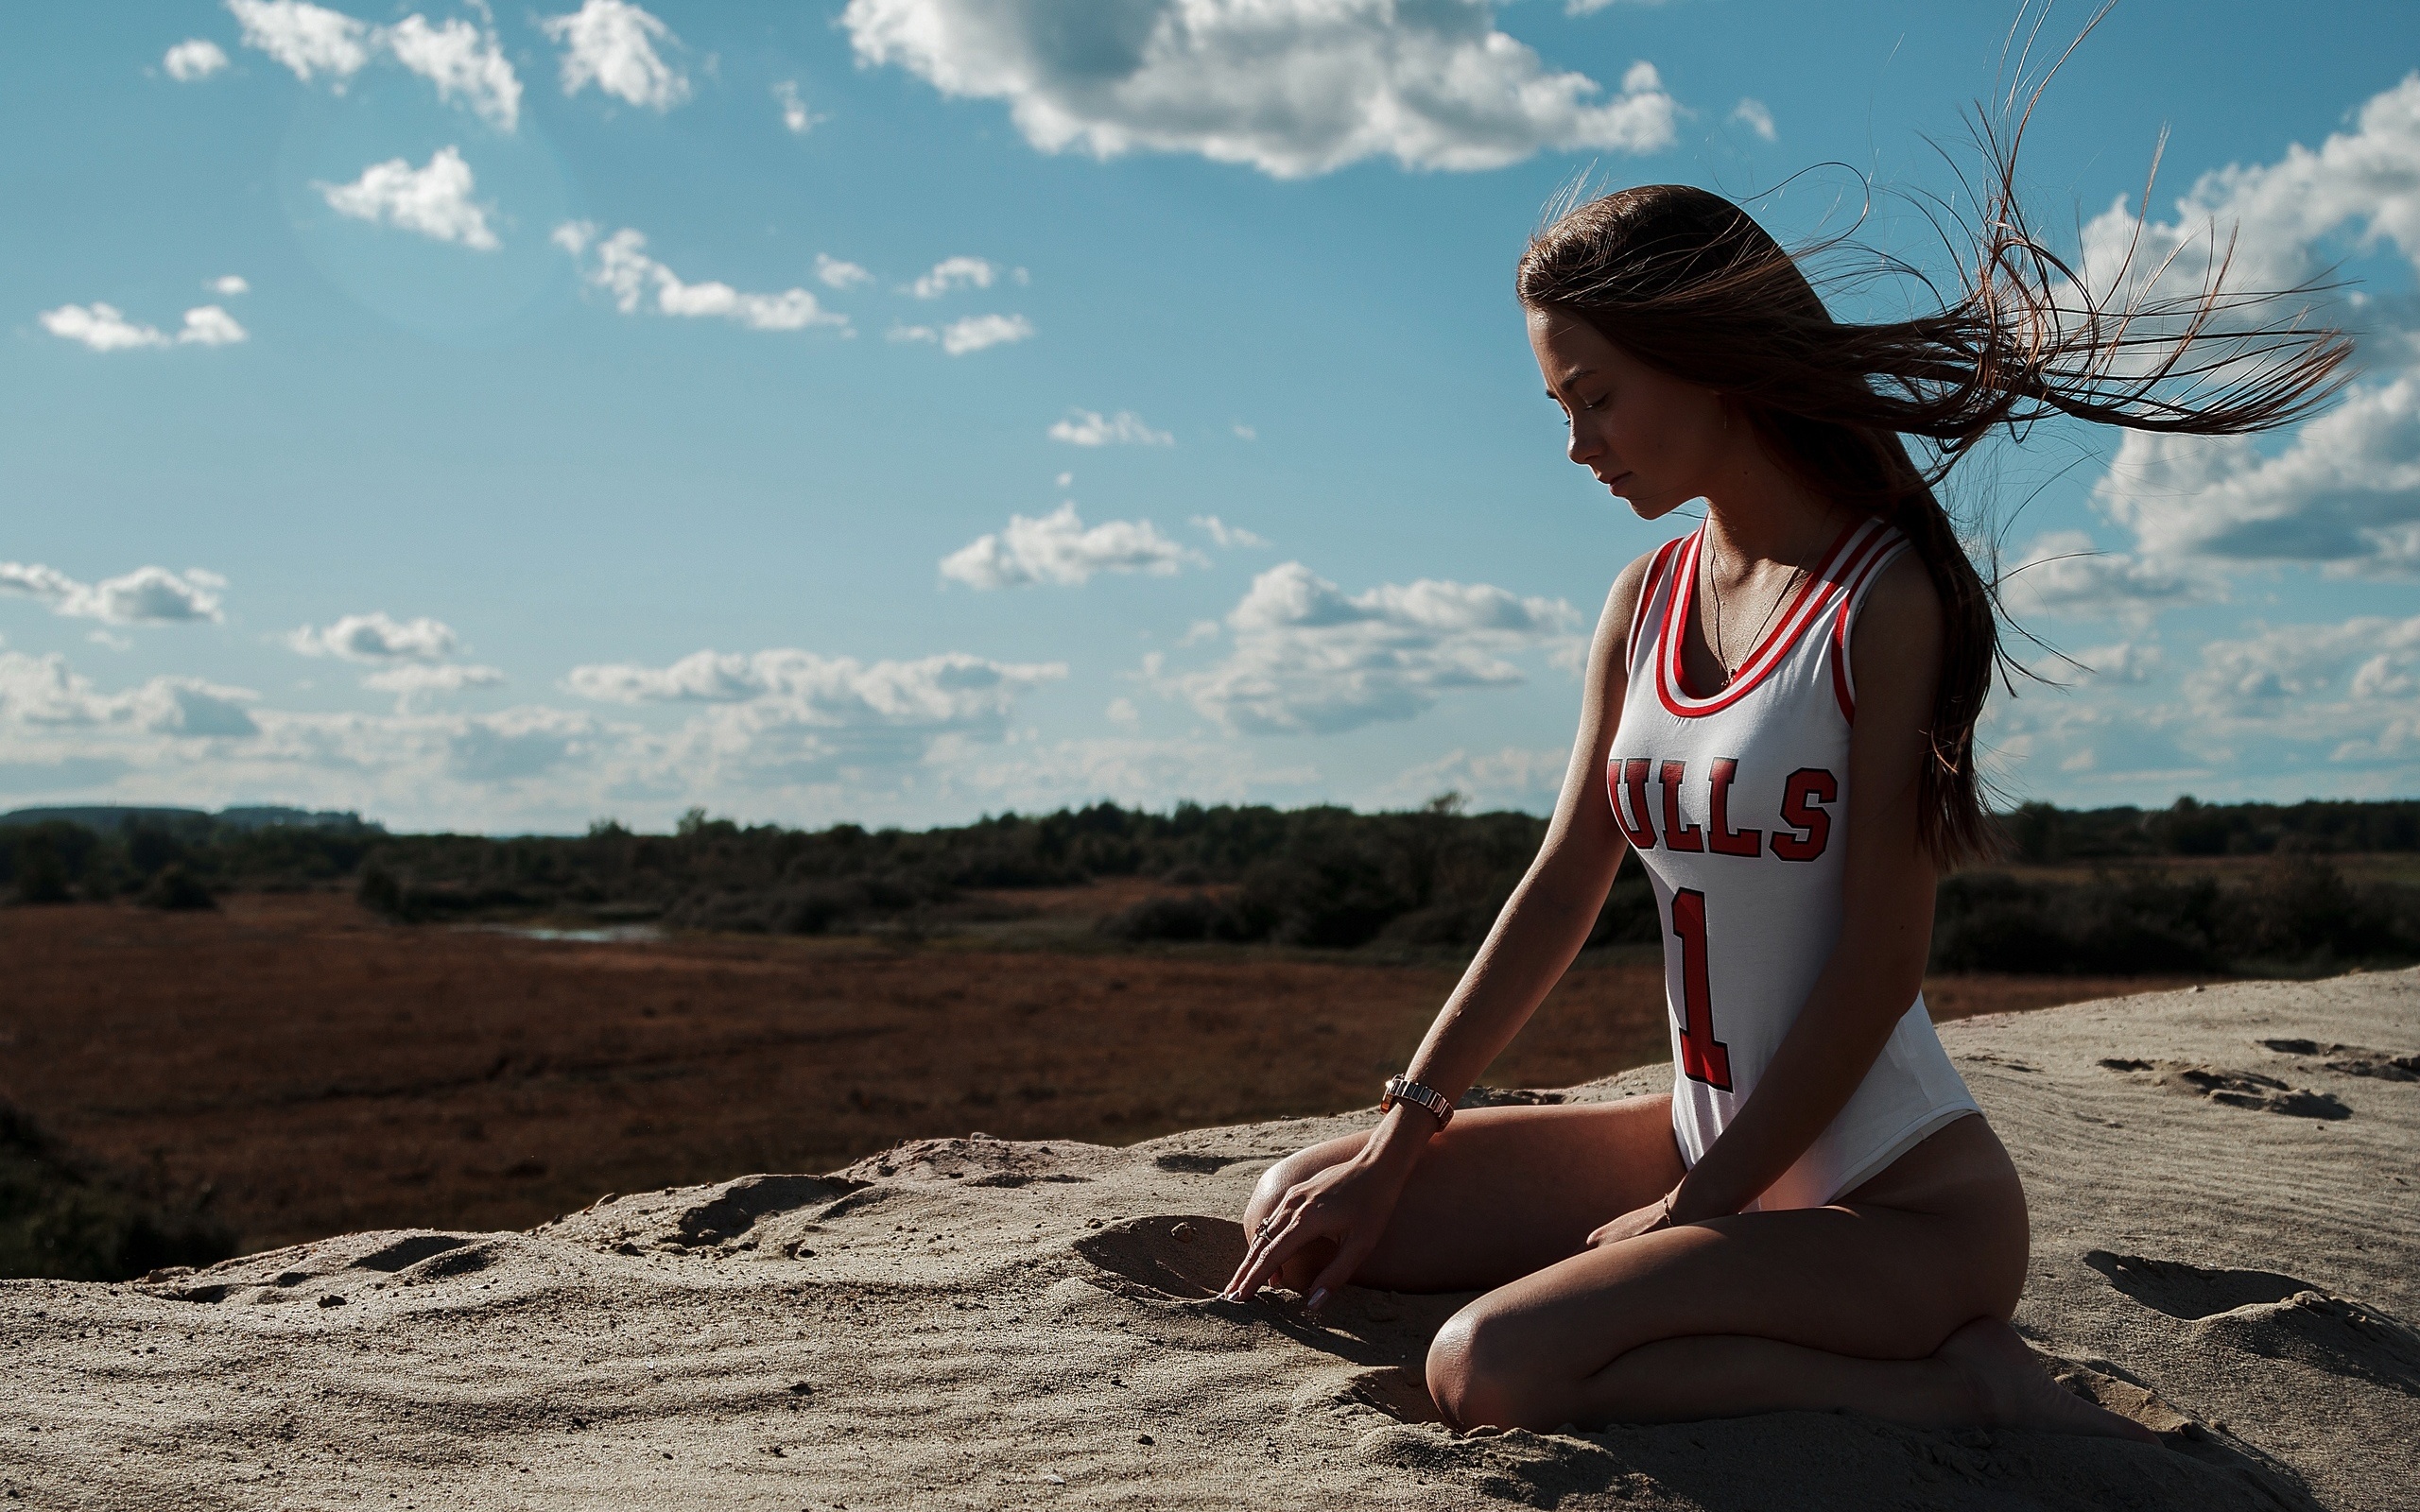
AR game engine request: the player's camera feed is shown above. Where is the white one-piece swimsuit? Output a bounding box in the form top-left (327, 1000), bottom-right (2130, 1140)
top-left (1609, 516), bottom-right (1979, 1211)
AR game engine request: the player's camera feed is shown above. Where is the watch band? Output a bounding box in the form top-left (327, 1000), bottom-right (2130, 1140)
top-left (1380, 1074), bottom-right (1454, 1131)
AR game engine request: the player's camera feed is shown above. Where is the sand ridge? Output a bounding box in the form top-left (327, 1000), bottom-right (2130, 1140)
top-left (5, 973), bottom-right (2415, 1509)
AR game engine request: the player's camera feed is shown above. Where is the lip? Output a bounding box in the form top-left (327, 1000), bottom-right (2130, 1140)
top-left (1603, 472), bottom-right (1634, 490)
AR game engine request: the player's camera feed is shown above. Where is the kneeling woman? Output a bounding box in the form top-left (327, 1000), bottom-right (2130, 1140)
top-left (1220, 172), bottom-right (2343, 1434)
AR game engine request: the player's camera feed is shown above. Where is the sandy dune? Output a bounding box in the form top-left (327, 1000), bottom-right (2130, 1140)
top-left (7, 973), bottom-right (2415, 1510)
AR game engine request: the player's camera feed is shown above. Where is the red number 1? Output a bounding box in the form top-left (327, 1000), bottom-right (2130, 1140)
top-left (1669, 888), bottom-right (1734, 1091)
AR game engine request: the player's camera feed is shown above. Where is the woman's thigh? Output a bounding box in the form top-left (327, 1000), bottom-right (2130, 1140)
top-left (1245, 1094), bottom-right (1685, 1295)
top-left (1428, 1114), bottom-right (2029, 1422)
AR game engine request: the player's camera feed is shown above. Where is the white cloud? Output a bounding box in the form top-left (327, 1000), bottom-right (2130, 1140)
top-left (2095, 370), bottom-right (2420, 572)
top-left (5, 662), bottom-right (258, 738)
top-left (177, 305), bottom-right (248, 346)
top-left (2083, 74), bottom-right (2420, 575)
top-left (907, 256), bottom-right (995, 299)
top-left (38, 302), bottom-right (248, 352)
top-left (361, 662), bottom-right (506, 710)
top-left (224, 2), bottom-right (523, 127)
top-left (318, 146), bottom-right (499, 249)
top-left (774, 79), bottom-right (820, 134)
top-left (2189, 614), bottom-right (2420, 712)
top-left (554, 223), bottom-right (849, 334)
top-left (209, 274), bottom-right (250, 297)
top-left (940, 503), bottom-right (1204, 589)
top-left (0, 563), bottom-right (226, 625)
top-left (227, 0), bottom-right (373, 84)
top-left (1374, 744), bottom-right (1571, 811)
top-left (164, 39), bottom-right (231, 80)
top-left (815, 254), bottom-right (873, 289)
top-left (541, 0), bottom-right (689, 112)
top-left (563, 647), bottom-right (1066, 784)
top-left (39, 303), bottom-right (167, 352)
top-left (387, 15), bottom-right (522, 130)
top-left (840, 0), bottom-right (1680, 179)
top-left (1166, 561), bottom-right (1582, 733)
top-left (1105, 696), bottom-right (1140, 727)
top-left (1047, 409), bottom-right (1172, 447)
top-left (1997, 530), bottom-right (2205, 623)
top-left (1191, 514), bottom-right (1268, 549)
top-left (940, 313), bottom-right (1033, 354)
top-left (1730, 97), bottom-right (1775, 142)
top-left (287, 611), bottom-right (459, 662)
top-left (1232, 422), bottom-right (1257, 441)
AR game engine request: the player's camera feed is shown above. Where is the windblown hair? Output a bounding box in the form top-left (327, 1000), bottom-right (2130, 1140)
top-left (1516, 118), bottom-right (2351, 867)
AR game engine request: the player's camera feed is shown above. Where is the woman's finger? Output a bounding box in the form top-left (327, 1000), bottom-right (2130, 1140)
top-left (1301, 1231), bottom-right (1371, 1314)
top-left (1226, 1210), bottom-right (1317, 1301)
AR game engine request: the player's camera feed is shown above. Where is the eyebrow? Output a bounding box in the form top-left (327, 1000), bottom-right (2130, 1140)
top-left (1545, 367), bottom-right (1599, 397)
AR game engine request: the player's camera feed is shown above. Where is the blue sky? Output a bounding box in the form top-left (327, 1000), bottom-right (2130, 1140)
top-left (5, 0), bottom-right (2417, 833)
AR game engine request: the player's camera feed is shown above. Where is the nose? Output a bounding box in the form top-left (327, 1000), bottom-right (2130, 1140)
top-left (1565, 414), bottom-right (1605, 469)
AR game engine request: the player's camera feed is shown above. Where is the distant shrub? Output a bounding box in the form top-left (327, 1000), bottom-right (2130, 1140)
top-left (0, 1099), bottom-right (234, 1282)
top-left (136, 864), bottom-right (216, 912)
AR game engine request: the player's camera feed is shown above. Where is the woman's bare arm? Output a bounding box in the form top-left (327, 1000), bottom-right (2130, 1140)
top-left (1665, 550), bottom-right (1946, 1219)
top-left (1224, 548), bottom-right (1662, 1302)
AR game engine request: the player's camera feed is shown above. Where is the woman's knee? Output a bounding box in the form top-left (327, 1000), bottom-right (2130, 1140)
top-left (1239, 1133), bottom-right (1364, 1233)
top-left (1426, 1299), bottom-right (1562, 1432)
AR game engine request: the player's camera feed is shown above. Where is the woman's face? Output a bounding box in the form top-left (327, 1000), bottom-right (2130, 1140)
top-left (1528, 307), bottom-right (1727, 522)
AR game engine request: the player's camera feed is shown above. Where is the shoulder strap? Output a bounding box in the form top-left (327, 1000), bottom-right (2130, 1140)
top-left (1825, 529), bottom-right (1915, 723)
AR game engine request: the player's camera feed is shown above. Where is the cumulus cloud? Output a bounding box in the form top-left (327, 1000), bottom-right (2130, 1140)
top-left (815, 254), bottom-right (873, 289)
top-left (564, 647), bottom-right (1065, 782)
top-left (39, 302), bottom-right (248, 351)
top-left (1374, 744), bottom-right (1571, 811)
top-left (1166, 561), bottom-right (1582, 733)
top-left (2095, 370), bottom-right (2420, 572)
top-left (226, 2), bottom-right (522, 127)
top-left (361, 662), bottom-right (506, 711)
top-left (554, 222), bottom-right (848, 333)
top-left (1730, 97), bottom-right (1775, 142)
top-left (940, 503), bottom-right (1204, 589)
top-left (541, 0), bottom-right (689, 111)
top-left (164, 39), bottom-right (230, 80)
top-left (1047, 409), bottom-right (1172, 447)
top-left (287, 611), bottom-right (459, 662)
top-left (318, 146), bottom-right (499, 249)
top-left (387, 14), bottom-right (522, 130)
top-left (0, 563), bottom-right (226, 625)
top-left (0, 651), bottom-right (257, 737)
top-left (1998, 530), bottom-right (2206, 622)
top-left (2189, 614), bottom-right (2420, 713)
top-left (774, 80), bottom-right (821, 134)
top-left (2085, 74), bottom-right (2420, 574)
top-left (840, 0), bottom-right (1680, 179)
top-left (209, 274), bottom-right (250, 297)
top-left (227, 0), bottom-right (374, 83)
top-left (907, 256), bottom-right (996, 298)
top-left (1191, 514), bottom-right (1268, 549)
top-left (889, 313), bottom-right (1033, 354)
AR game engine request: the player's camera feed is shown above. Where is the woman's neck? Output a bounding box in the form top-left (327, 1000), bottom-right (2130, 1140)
top-left (1698, 442), bottom-right (1843, 569)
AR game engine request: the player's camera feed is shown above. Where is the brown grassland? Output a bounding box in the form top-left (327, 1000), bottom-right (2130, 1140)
top-left (3, 889), bottom-right (2206, 1254)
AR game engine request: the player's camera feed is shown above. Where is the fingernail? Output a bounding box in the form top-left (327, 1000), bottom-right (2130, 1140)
top-left (1307, 1287), bottom-right (1329, 1313)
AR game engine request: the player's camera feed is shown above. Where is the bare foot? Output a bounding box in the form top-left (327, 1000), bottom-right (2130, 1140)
top-left (1935, 1319), bottom-right (2162, 1444)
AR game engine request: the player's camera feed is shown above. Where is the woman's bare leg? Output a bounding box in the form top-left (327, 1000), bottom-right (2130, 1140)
top-left (1243, 1094), bottom-right (1685, 1295)
top-left (1421, 1116), bottom-right (2154, 1440)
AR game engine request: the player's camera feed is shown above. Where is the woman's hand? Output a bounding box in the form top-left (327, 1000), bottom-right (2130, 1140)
top-left (1585, 1188), bottom-right (1677, 1248)
top-left (1221, 1153), bottom-right (1412, 1313)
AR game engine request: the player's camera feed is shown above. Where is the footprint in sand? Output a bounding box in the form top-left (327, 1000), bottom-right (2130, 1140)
top-left (2085, 1250), bottom-right (2420, 1394)
top-left (1073, 1215), bottom-right (1248, 1300)
top-left (2096, 1058), bottom-right (2351, 1119)
top-left (2256, 1038), bottom-right (2420, 1083)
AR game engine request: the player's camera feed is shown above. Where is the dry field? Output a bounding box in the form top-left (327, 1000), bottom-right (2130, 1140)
top-left (3, 891), bottom-right (2204, 1253)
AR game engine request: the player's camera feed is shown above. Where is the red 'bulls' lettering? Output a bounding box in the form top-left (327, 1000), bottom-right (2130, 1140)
top-left (1658, 760), bottom-right (1704, 851)
top-left (1770, 766), bottom-right (1836, 861)
top-left (1706, 757), bottom-right (1762, 857)
top-left (1614, 758), bottom-right (1659, 850)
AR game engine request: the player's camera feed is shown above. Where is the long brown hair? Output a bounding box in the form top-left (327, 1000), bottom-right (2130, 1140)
top-left (1516, 113), bottom-right (2351, 867)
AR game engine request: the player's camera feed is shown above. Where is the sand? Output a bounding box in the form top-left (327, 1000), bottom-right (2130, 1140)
top-left (6, 972), bottom-right (2414, 1510)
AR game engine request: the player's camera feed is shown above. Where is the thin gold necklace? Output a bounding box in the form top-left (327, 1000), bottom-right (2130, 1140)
top-left (1702, 522), bottom-right (1828, 685)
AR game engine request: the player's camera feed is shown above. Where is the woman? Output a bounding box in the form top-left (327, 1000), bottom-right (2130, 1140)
top-left (1219, 165), bottom-right (2346, 1435)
